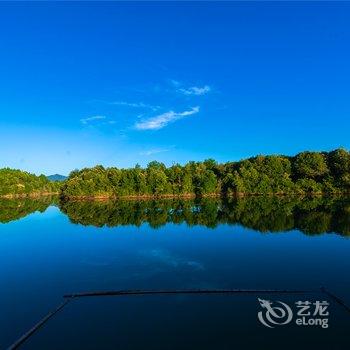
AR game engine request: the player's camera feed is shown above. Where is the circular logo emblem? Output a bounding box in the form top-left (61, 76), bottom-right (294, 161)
top-left (258, 298), bottom-right (293, 328)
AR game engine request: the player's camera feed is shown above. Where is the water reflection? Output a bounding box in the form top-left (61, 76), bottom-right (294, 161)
top-left (1, 196), bottom-right (349, 236)
top-left (59, 196), bottom-right (350, 236)
top-left (0, 197), bottom-right (57, 223)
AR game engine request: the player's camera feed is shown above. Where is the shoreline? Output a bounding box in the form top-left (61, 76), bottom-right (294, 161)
top-left (0, 192), bottom-right (59, 199)
top-left (1, 191), bottom-right (349, 201)
top-left (60, 191), bottom-right (349, 201)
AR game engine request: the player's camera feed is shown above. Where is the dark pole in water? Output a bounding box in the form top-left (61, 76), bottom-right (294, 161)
top-left (7, 298), bottom-right (72, 350)
top-left (7, 287), bottom-right (350, 349)
top-left (63, 288), bottom-right (316, 298)
top-left (320, 286), bottom-right (350, 314)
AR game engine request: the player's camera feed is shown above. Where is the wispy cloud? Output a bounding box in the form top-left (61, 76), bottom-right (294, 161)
top-left (80, 115), bottom-right (106, 124)
top-left (170, 79), bottom-right (181, 87)
top-left (139, 148), bottom-right (170, 156)
top-left (110, 101), bottom-right (160, 111)
top-left (135, 106), bottom-right (199, 131)
top-left (178, 85), bottom-right (211, 96)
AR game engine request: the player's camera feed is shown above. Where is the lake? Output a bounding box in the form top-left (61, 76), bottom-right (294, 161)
top-left (1, 196), bottom-right (349, 349)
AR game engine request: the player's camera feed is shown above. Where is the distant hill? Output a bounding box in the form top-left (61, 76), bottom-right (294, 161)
top-left (47, 174), bottom-right (67, 182)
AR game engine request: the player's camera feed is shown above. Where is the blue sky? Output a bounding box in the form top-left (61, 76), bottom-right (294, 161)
top-left (0, 2), bottom-right (350, 175)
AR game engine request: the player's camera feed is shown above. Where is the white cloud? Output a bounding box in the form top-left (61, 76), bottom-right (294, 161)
top-left (110, 101), bottom-right (160, 111)
top-left (139, 148), bottom-right (170, 156)
top-left (135, 106), bottom-right (199, 131)
top-left (80, 115), bottom-right (106, 124)
top-left (178, 85), bottom-right (211, 96)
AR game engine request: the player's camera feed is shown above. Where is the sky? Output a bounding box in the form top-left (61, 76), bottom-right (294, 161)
top-left (0, 2), bottom-right (350, 175)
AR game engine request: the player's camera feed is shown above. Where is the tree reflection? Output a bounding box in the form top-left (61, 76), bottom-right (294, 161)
top-left (59, 196), bottom-right (350, 237)
top-left (0, 197), bottom-right (56, 223)
top-left (1, 195), bottom-right (349, 236)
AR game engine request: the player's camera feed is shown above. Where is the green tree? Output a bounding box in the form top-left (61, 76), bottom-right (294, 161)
top-left (328, 148), bottom-right (350, 189)
top-left (293, 152), bottom-right (329, 180)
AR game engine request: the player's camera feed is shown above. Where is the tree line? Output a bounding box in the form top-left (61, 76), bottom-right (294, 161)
top-left (0, 168), bottom-right (60, 197)
top-left (61, 148), bottom-right (350, 198)
top-left (1, 148), bottom-right (349, 198)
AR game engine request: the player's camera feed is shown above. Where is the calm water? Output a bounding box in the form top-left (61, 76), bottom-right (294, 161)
top-left (1, 196), bottom-right (349, 349)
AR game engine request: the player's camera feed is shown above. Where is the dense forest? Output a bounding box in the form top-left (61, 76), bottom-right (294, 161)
top-left (0, 168), bottom-right (60, 197)
top-left (1, 149), bottom-right (349, 198)
top-left (61, 149), bottom-right (350, 198)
